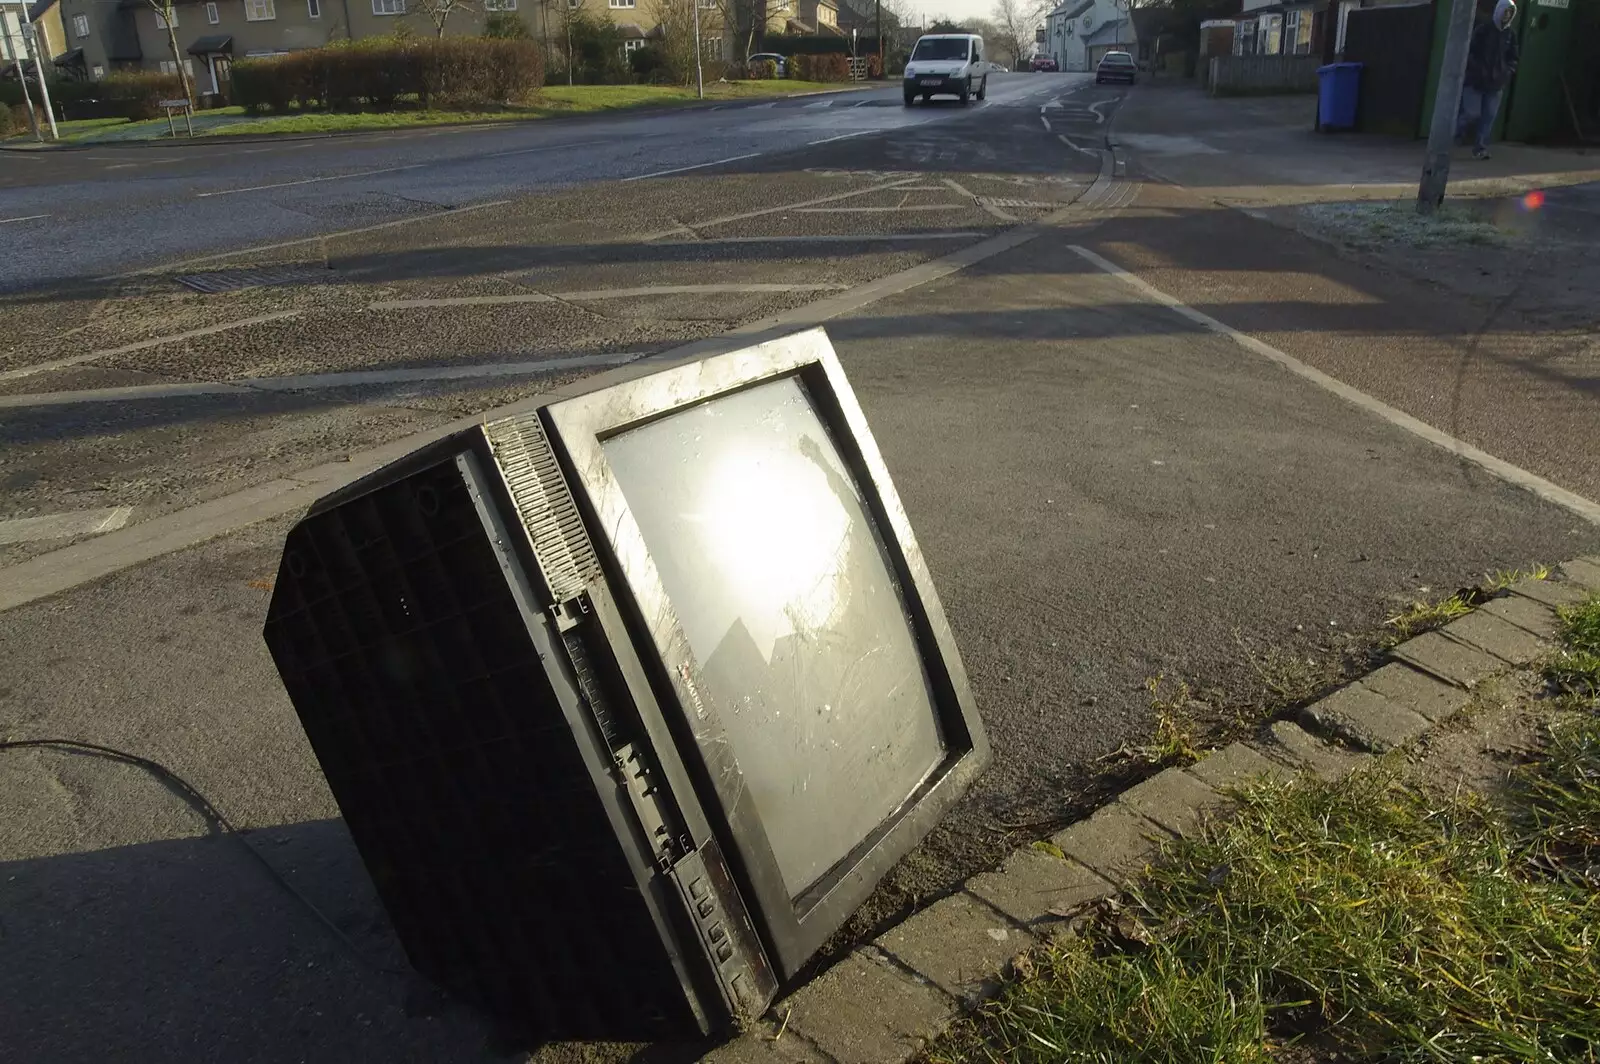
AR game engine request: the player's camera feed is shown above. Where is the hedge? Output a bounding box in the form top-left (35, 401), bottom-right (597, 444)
top-left (791, 53), bottom-right (850, 82)
top-left (232, 37), bottom-right (544, 114)
top-left (0, 71), bottom-right (183, 121)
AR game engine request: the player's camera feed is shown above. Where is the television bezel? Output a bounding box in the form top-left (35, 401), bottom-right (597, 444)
top-left (542, 328), bottom-right (990, 977)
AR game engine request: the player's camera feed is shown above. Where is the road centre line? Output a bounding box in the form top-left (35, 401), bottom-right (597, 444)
top-left (1068, 244), bottom-right (1600, 526)
top-left (1, 213), bottom-right (49, 224)
top-left (647, 232), bottom-right (988, 245)
top-left (0, 507), bottom-right (133, 547)
top-left (0, 351), bottom-right (644, 411)
top-left (794, 205), bottom-right (965, 212)
top-left (622, 152), bottom-right (764, 181)
top-left (485, 138), bottom-right (615, 159)
top-left (806, 129), bottom-right (881, 147)
top-left (196, 162), bottom-right (427, 198)
top-left (1040, 115), bottom-right (1051, 131)
top-left (0, 311), bottom-right (304, 382)
top-left (368, 283), bottom-right (850, 310)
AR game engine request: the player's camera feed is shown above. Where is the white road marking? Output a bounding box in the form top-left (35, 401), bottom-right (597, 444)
top-left (1086, 99), bottom-right (1112, 123)
top-left (667, 176), bottom-right (924, 235)
top-left (369, 283), bottom-right (850, 310)
top-left (116, 200), bottom-right (513, 277)
top-left (804, 99), bottom-right (836, 109)
top-left (0, 351), bottom-right (644, 410)
top-left (793, 205), bottom-right (965, 213)
top-left (196, 162), bottom-right (426, 198)
top-left (0, 507), bottom-right (133, 547)
top-left (485, 137), bottom-right (614, 159)
top-left (806, 129), bottom-right (880, 147)
top-left (1, 213), bottom-right (49, 225)
top-left (0, 311), bottom-right (304, 382)
top-left (1068, 244), bottom-right (1600, 525)
top-left (622, 152), bottom-right (764, 181)
top-left (648, 232), bottom-right (988, 245)
top-left (1059, 133), bottom-right (1099, 157)
top-left (1040, 115), bottom-right (1052, 130)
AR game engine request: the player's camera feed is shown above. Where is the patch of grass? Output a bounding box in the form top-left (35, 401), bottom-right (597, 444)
top-left (1485, 563), bottom-right (1552, 591)
top-left (1384, 592), bottom-right (1474, 643)
top-left (931, 749), bottom-right (1600, 1064)
top-left (1518, 715), bottom-right (1600, 885)
top-left (203, 81), bottom-right (849, 137)
top-left (1303, 199), bottom-right (1514, 250)
top-left (1546, 594), bottom-right (1600, 703)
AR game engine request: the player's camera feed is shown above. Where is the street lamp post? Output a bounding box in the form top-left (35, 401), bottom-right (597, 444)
top-left (691, 0), bottom-right (704, 99)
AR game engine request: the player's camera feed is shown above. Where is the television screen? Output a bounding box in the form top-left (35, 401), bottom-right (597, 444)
top-left (603, 375), bottom-right (946, 901)
top-left (263, 327), bottom-right (989, 1043)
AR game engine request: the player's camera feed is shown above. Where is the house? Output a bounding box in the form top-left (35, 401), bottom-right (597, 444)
top-left (1231, 0), bottom-right (1328, 59)
top-left (1043, 0), bottom-right (1133, 72)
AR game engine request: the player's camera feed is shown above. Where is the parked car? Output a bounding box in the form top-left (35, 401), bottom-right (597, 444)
top-left (1095, 50), bottom-right (1137, 84)
top-left (902, 33), bottom-right (989, 105)
top-left (1030, 55), bottom-right (1059, 72)
top-left (746, 52), bottom-right (788, 78)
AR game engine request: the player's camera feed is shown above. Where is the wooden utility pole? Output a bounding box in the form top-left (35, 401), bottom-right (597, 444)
top-left (1416, 0), bottom-right (1475, 214)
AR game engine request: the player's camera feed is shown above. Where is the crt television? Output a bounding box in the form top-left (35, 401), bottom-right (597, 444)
top-left (262, 328), bottom-right (990, 1042)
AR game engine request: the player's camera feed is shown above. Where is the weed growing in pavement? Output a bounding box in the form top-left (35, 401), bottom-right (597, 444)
top-left (927, 738), bottom-right (1600, 1064)
top-left (1545, 593), bottom-right (1600, 706)
top-left (1384, 593), bottom-right (1474, 644)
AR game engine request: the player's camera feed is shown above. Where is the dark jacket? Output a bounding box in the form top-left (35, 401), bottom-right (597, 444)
top-left (1464, 20), bottom-right (1519, 92)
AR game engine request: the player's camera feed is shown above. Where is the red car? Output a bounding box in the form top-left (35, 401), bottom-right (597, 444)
top-left (1029, 55), bottom-right (1059, 72)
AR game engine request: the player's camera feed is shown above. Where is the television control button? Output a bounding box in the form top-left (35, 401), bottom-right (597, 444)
top-left (688, 877), bottom-right (709, 900)
top-left (697, 898), bottom-right (715, 919)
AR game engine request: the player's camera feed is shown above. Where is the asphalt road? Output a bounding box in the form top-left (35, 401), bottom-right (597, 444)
top-left (2, 72), bottom-right (1596, 1064)
top-left (0, 75), bottom-right (1085, 290)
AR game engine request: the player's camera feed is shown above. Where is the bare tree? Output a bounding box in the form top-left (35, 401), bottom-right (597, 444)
top-left (411, 0), bottom-right (479, 37)
top-left (989, 0), bottom-right (1033, 68)
top-left (144, 0), bottom-right (193, 103)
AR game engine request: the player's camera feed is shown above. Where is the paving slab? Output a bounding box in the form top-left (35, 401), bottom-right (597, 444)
top-left (780, 950), bottom-right (952, 1064)
top-left (965, 850), bottom-right (1115, 931)
top-left (1441, 611), bottom-right (1550, 667)
top-left (1300, 682), bottom-right (1430, 753)
top-left (1390, 630), bottom-right (1506, 689)
top-left (1115, 766), bottom-right (1228, 838)
top-left (1476, 594), bottom-right (1562, 640)
top-left (1251, 720), bottom-right (1367, 781)
top-left (700, 1020), bottom-right (831, 1064)
top-left (875, 892), bottom-right (1033, 1005)
top-left (1184, 742), bottom-right (1295, 791)
top-left (1050, 804), bottom-right (1173, 884)
top-left (1507, 576), bottom-right (1591, 610)
top-left (1361, 662), bottom-right (1471, 724)
top-left (1560, 558), bottom-right (1600, 592)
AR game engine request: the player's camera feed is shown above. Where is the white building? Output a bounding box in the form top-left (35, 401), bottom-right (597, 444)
top-left (1043, 0), bottom-right (1135, 73)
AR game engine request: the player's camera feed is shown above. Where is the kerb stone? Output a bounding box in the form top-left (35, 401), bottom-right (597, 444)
top-left (1184, 742), bottom-right (1294, 791)
top-left (1116, 766), bottom-right (1228, 838)
top-left (876, 892), bottom-right (1033, 1005)
top-left (1391, 630), bottom-right (1504, 688)
top-left (781, 950), bottom-right (951, 1064)
top-left (1050, 804), bottom-right (1172, 884)
top-left (965, 849), bottom-right (1114, 931)
top-left (1300, 682), bottom-right (1429, 753)
top-left (1252, 720), bottom-right (1365, 781)
top-left (1362, 662), bottom-right (1470, 723)
top-left (1441, 611), bottom-right (1549, 666)
top-left (1476, 594), bottom-right (1561, 640)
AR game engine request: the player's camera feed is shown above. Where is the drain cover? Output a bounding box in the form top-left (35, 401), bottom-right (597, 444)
top-left (175, 264), bottom-right (329, 293)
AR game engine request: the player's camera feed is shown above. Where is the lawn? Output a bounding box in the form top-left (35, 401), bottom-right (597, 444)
top-left (4, 81), bottom-right (857, 144)
top-left (205, 80), bottom-right (852, 137)
top-left (930, 594), bottom-right (1600, 1064)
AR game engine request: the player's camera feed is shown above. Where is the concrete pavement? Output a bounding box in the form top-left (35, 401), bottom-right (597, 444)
top-left (2, 70), bottom-right (1597, 1064)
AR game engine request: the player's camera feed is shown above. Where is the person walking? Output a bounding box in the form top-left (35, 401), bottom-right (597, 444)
top-left (1457, 0), bottom-right (1519, 160)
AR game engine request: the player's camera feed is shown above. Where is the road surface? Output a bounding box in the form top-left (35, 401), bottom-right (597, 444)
top-left (1, 71), bottom-right (1595, 1064)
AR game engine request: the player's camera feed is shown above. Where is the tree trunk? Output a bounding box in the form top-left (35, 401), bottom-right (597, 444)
top-left (163, 3), bottom-right (194, 104)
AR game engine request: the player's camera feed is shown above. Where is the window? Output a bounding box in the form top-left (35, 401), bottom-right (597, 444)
top-left (206, 1), bottom-right (219, 21)
top-left (622, 37), bottom-right (643, 51)
top-left (159, 58), bottom-right (196, 76)
top-left (308, 0), bottom-right (321, 15)
top-left (1257, 13), bottom-right (1281, 55)
top-left (91, 63), bottom-right (104, 77)
top-left (154, 6), bottom-right (176, 28)
top-left (1284, 9), bottom-right (1312, 54)
top-left (73, 12), bottom-right (89, 36)
top-left (609, 0), bottom-right (635, 8)
top-left (699, 0), bottom-right (715, 7)
top-left (244, 0), bottom-right (275, 18)
top-left (373, 0), bottom-right (405, 14)
top-left (484, 0), bottom-right (516, 9)
top-left (568, 0), bottom-right (580, 8)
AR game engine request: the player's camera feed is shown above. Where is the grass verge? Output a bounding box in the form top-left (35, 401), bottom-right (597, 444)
top-left (204, 81), bottom-right (849, 137)
top-left (929, 595), bottom-right (1600, 1064)
top-left (930, 735), bottom-right (1600, 1064)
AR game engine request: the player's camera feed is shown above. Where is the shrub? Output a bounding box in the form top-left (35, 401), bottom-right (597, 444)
top-left (563, 11), bottom-right (631, 84)
top-left (1, 103), bottom-right (28, 137)
top-left (791, 52), bottom-right (849, 82)
top-left (629, 43), bottom-right (668, 82)
top-left (745, 58), bottom-right (778, 80)
top-left (484, 11), bottom-right (532, 38)
top-left (95, 71), bottom-right (186, 119)
top-left (231, 37), bottom-right (544, 114)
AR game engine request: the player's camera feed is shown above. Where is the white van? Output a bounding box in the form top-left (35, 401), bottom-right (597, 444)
top-left (902, 33), bottom-right (988, 106)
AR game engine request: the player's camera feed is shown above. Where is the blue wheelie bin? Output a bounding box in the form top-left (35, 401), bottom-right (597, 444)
top-left (1316, 62), bottom-right (1362, 131)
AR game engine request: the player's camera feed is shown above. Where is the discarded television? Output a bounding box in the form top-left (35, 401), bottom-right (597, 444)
top-left (262, 327), bottom-right (990, 1042)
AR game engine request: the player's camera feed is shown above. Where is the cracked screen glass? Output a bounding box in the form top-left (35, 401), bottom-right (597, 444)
top-left (604, 375), bottom-right (945, 900)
